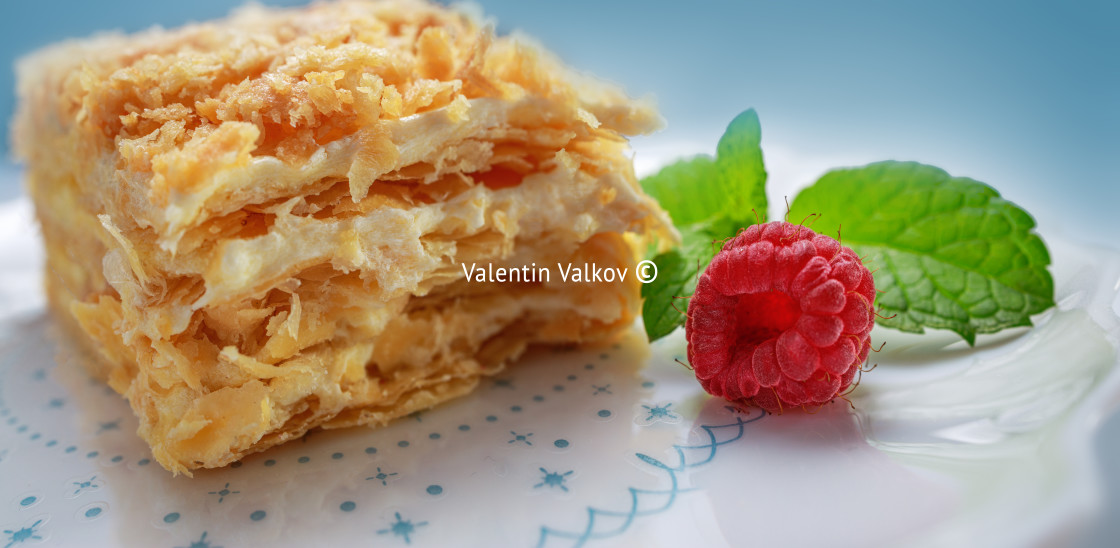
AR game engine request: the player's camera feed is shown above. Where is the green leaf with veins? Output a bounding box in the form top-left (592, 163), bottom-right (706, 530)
top-left (640, 156), bottom-right (723, 226)
top-left (789, 161), bottom-right (1054, 345)
top-left (639, 109), bottom-right (769, 342)
top-left (714, 109), bottom-right (768, 225)
top-left (641, 224), bottom-right (722, 341)
top-left (641, 109), bottom-right (768, 228)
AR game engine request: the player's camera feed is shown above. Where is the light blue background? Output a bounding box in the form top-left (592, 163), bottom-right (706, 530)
top-left (0, 1), bottom-right (1117, 544)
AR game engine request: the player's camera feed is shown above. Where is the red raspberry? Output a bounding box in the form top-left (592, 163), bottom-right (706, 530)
top-left (685, 221), bottom-right (876, 412)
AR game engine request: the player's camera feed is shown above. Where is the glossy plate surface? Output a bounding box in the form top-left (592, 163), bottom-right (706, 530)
top-left (1, 196), bottom-right (1118, 547)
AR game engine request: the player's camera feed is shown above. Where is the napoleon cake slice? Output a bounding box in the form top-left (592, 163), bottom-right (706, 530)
top-left (13, 0), bottom-right (672, 474)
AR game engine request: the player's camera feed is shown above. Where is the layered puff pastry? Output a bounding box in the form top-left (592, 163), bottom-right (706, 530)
top-left (13, 0), bottom-right (672, 474)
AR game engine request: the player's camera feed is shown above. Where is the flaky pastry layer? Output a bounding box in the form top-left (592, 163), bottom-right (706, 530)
top-left (15, 0), bottom-right (673, 473)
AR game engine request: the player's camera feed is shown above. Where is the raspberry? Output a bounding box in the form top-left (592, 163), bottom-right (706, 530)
top-left (685, 221), bottom-right (875, 412)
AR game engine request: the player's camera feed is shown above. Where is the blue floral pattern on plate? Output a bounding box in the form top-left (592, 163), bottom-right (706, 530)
top-left (0, 316), bottom-right (760, 547)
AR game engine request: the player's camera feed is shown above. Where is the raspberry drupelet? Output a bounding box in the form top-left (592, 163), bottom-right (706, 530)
top-left (685, 221), bottom-right (876, 412)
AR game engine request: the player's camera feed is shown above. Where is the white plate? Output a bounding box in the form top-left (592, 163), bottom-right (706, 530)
top-left (2, 194), bottom-right (1119, 547)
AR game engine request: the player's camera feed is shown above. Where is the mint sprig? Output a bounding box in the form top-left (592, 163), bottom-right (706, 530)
top-left (641, 109), bottom-right (768, 230)
top-left (639, 109), bottom-right (769, 341)
top-left (788, 161), bottom-right (1054, 345)
top-left (638, 111), bottom-right (1055, 346)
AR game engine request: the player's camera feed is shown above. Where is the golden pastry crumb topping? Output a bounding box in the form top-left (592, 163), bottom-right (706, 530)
top-left (15, 0), bottom-right (673, 474)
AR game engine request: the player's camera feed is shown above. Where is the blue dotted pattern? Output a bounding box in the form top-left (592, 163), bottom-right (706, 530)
top-left (1, 335), bottom-right (747, 547)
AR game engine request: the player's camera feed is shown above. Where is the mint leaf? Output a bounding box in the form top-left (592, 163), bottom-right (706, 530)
top-left (789, 161), bottom-right (1054, 345)
top-left (640, 249), bottom-right (693, 342)
top-left (640, 109), bottom-right (768, 228)
top-left (716, 109), bottom-right (768, 225)
top-left (638, 109), bottom-right (769, 342)
top-left (641, 224), bottom-right (722, 341)
top-left (640, 156), bottom-right (721, 226)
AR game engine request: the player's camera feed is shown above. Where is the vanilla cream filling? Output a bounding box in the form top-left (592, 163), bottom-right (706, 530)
top-left (148, 96), bottom-right (555, 251)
